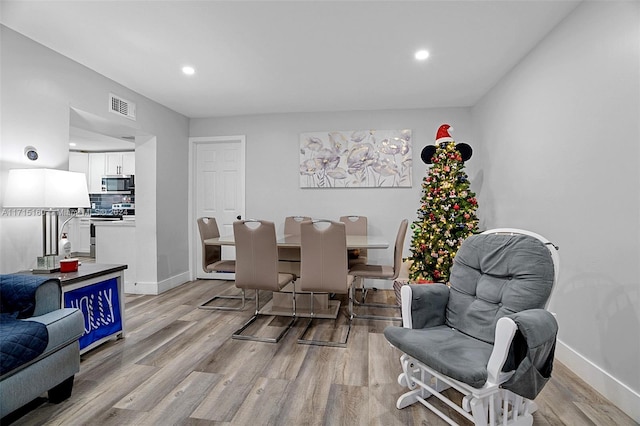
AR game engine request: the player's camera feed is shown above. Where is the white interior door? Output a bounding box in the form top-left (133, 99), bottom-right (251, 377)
top-left (193, 136), bottom-right (245, 279)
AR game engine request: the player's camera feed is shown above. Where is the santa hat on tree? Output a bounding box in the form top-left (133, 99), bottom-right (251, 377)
top-left (435, 124), bottom-right (454, 144)
top-left (421, 123), bottom-right (473, 164)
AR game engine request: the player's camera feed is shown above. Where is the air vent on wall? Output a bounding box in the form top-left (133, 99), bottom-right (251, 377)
top-left (109, 93), bottom-right (136, 120)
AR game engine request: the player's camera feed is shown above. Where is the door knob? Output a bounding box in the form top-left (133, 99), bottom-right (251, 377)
top-left (236, 215), bottom-right (242, 220)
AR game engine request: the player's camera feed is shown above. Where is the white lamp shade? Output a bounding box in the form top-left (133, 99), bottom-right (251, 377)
top-left (3, 169), bottom-right (90, 208)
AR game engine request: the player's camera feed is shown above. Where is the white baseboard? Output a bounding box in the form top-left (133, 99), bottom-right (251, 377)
top-left (556, 339), bottom-right (640, 423)
top-left (125, 271), bottom-right (191, 295)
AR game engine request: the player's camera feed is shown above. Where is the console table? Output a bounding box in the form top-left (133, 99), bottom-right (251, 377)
top-left (20, 263), bottom-right (127, 354)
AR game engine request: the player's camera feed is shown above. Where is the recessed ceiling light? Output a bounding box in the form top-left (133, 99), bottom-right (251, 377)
top-left (414, 50), bottom-right (430, 61)
top-left (182, 66), bottom-right (195, 75)
top-left (69, 142), bottom-right (76, 147)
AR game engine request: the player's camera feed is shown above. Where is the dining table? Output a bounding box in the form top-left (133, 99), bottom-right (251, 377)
top-left (203, 233), bottom-right (390, 319)
top-left (204, 234), bottom-right (389, 250)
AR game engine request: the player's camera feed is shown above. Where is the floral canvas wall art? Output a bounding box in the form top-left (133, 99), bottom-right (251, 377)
top-left (299, 129), bottom-right (412, 188)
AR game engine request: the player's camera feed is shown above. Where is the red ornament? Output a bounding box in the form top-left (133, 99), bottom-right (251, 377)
top-left (453, 204), bottom-right (460, 211)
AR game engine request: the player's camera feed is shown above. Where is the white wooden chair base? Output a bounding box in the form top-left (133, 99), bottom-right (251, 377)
top-left (395, 353), bottom-right (536, 426)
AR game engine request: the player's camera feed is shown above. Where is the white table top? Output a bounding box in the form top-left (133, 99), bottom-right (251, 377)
top-left (205, 234), bottom-right (389, 250)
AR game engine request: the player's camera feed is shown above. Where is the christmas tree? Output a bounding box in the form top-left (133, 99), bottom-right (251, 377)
top-left (409, 124), bottom-right (479, 283)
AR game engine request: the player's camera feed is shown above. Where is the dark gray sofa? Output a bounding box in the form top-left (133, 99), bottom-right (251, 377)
top-left (0, 275), bottom-right (84, 419)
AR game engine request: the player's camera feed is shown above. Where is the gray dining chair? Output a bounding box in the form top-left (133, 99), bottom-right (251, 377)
top-left (298, 220), bottom-right (354, 347)
top-left (278, 215), bottom-right (311, 260)
top-left (197, 217), bottom-right (250, 311)
top-left (348, 218), bottom-right (408, 321)
top-left (340, 215), bottom-right (368, 268)
top-left (232, 219), bottom-right (297, 343)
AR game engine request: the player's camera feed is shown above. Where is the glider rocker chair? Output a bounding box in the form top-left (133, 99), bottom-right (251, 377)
top-left (384, 229), bottom-right (559, 426)
top-left (298, 220), bottom-right (354, 348)
top-left (349, 219), bottom-right (408, 321)
top-left (197, 217), bottom-right (249, 311)
top-left (232, 220), bottom-right (297, 343)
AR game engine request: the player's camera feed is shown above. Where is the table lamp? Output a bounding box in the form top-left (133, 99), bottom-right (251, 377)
top-left (3, 168), bottom-right (90, 273)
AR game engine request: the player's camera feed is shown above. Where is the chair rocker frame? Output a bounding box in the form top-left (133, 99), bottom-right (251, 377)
top-left (391, 228), bottom-right (559, 426)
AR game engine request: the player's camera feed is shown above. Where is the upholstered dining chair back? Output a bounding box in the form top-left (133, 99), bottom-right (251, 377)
top-left (340, 215), bottom-right (368, 265)
top-left (197, 217), bottom-right (222, 272)
top-left (284, 215), bottom-right (312, 234)
top-left (233, 220), bottom-right (281, 291)
top-left (391, 219), bottom-right (409, 279)
top-left (300, 220), bottom-right (350, 295)
top-left (349, 218), bottom-right (408, 281)
top-left (279, 216), bottom-right (312, 262)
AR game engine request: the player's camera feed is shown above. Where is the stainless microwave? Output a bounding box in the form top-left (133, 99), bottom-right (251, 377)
top-left (102, 175), bottom-right (134, 193)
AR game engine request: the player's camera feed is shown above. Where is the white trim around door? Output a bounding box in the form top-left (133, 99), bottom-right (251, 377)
top-left (188, 135), bottom-right (246, 281)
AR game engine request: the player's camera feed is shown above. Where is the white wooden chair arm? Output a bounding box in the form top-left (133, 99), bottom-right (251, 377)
top-left (486, 316), bottom-right (518, 384)
top-left (401, 285), bottom-right (413, 328)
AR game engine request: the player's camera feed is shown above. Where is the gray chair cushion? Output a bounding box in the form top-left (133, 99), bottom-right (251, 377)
top-left (384, 324), bottom-right (493, 388)
top-left (446, 234), bottom-right (554, 344)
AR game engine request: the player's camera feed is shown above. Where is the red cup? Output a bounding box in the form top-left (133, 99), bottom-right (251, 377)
top-left (60, 258), bottom-right (79, 273)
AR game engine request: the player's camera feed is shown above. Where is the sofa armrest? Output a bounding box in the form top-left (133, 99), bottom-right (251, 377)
top-left (1, 275), bottom-right (61, 318)
top-left (401, 284), bottom-right (449, 329)
top-left (28, 308), bottom-right (84, 353)
top-left (32, 280), bottom-right (62, 316)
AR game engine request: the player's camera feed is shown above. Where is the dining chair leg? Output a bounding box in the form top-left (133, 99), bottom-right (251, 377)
top-left (298, 291), bottom-right (350, 348)
top-left (199, 288), bottom-right (255, 311)
top-left (232, 291), bottom-right (295, 343)
top-left (351, 277), bottom-right (402, 322)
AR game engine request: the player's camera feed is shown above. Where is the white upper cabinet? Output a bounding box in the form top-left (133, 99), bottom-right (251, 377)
top-left (105, 152), bottom-right (135, 175)
top-left (73, 151), bottom-right (135, 193)
top-left (122, 152), bottom-right (135, 175)
top-left (89, 153), bottom-right (106, 193)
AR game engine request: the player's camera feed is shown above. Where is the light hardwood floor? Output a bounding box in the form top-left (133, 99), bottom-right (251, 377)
top-left (4, 279), bottom-right (637, 425)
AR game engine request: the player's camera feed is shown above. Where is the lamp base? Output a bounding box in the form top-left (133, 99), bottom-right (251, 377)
top-left (32, 267), bottom-right (61, 274)
top-left (34, 255), bottom-right (59, 274)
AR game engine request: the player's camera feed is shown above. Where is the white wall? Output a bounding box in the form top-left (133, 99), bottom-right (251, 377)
top-left (0, 26), bottom-right (191, 293)
top-left (472, 1), bottom-right (640, 421)
top-left (190, 108), bottom-right (477, 281)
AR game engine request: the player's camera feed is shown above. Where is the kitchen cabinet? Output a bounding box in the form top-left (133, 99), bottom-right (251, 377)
top-left (88, 153), bottom-right (106, 193)
top-left (105, 152), bottom-right (135, 175)
top-left (77, 151), bottom-right (135, 193)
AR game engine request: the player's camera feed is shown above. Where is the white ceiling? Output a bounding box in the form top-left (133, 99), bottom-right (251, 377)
top-left (69, 127), bottom-right (135, 152)
top-left (1, 1), bottom-right (581, 119)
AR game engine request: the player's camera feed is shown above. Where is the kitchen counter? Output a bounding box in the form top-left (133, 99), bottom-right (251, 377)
top-left (92, 219), bottom-right (136, 227)
top-left (94, 221), bottom-right (136, 292)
